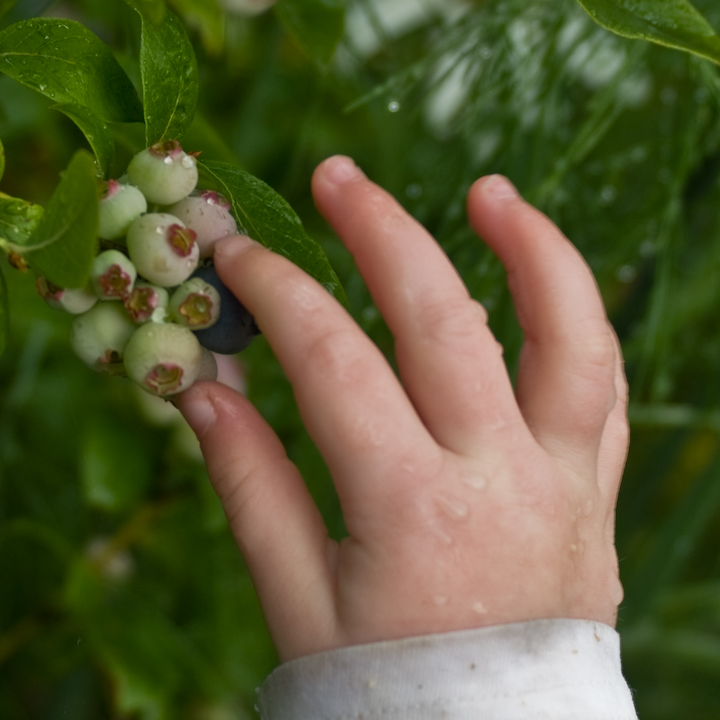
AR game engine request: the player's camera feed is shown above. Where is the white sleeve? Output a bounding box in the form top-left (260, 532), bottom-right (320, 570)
top-left (256, 619), bottom-right (638, 720)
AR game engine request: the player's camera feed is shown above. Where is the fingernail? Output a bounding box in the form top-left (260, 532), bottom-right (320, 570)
top-left (180, 387), bottom-right (217, 438)
top-left (324, 155), bottom-right (365, 185)
top-left (483, 175), bottom-right (518, 200)
top-left (215, 234), bottom-right (260, 261)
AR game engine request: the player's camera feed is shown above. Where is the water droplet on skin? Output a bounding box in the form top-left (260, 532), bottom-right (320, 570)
top-left (388, 100), bottom-right (401, 112)
top-left (472, 601), bottom-right (488, 615)
top-left (462, 474), bottom-right (487, 491)
top-left (435, 494), bottom-right (470, 520)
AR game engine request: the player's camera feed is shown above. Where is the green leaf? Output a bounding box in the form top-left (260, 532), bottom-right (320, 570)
top-left (53, 103), bottom-right (115, 179)
top-left (123, 0), bottom-right (167, 25)
top-left (24, 150), bottom-right (99, 288)
top-left (575, 0), bottom-right (720, 65)
top-left (139, 10), bottom-right (199, 146)
top-left (0, 263), bottom-right (8, 358)
top-left (0, 135), bottom-right (4, 182)
top-left (0, 18), bottom-right (143, 122)
top-left (198, 160), bottom-right (347, 306)
top-left (275, 0), bottom-right (345, 64)
top-left (0, 192), bottom-right (44, 246)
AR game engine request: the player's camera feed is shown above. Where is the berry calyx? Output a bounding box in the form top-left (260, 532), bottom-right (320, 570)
top-left (90, 250), bottom-right (137, 301)
top-left (124, 281), bottom-right (169, 323)
top-left (126, 213), bottom-right (200, 287)
top-left (168, 224), bottom-right (198, 257)
top-left (167, 192), bottom-right (238, 259)
top-left (127, 141), bottom-right (199, 205)
top-left (124, 322), bottom-right (203, 396)
top-left (169, 278), bottom-right (221, 329)
top-left (71, 303), bottom-right (136, 374)
top-left (98, 180), bottom-right (147, 240)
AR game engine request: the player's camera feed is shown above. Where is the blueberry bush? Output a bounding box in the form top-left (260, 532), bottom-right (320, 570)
top-left (2, 0), bottom-right (720, 717)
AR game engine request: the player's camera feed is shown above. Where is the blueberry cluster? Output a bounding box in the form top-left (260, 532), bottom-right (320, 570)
top-left (37, 139), bottom-right (258, 397)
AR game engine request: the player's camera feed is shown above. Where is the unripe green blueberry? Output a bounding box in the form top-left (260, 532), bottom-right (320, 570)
top-left (124, 281), bottom-right (169, 323)
top-left (124, 322), bottom-right (202, 396)
top-left (98, 180), bottom-right (148, 240)
top-left (91, 250), bottom-right (137, 301)
top-left (126, 213), bottom-right (199, 287)
top-left (36, 277), bottom-right (98, 314)
top-left (71, 302), bottom-right (136, 374)
top-left (169, 277), bottom-right (221, 330)
top-left (167, 191), bottom-right (237, 258)
top-left (127, 140), bottom-right (199, 205)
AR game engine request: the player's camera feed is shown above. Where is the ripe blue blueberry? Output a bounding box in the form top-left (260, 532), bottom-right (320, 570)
top-left (167, 191), bottom-right (237, 259)
top-left (124, 322), bottom-right (203, 396)
top-left (98, 180), bottom-right (148, 240)
top-left (71, 302), bottom-right (137, 374)
top-left (126, 213), bottom-right (199, 287)
top-left (190, 262), bottom-right (259, 354)
top-left (127, 140), bottom-right (199, 205)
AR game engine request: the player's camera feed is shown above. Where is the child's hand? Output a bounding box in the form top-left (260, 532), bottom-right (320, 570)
top-left (177, 156), bottom-right (629, 663)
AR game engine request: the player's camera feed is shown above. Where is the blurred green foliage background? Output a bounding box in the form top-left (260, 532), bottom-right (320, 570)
top-left (3, 0), bottom-right (720, 717)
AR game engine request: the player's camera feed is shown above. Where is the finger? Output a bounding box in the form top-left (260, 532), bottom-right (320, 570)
top-left (177, 381), bottom-right (337, 661)
top-left (212, 235), bottom-right (441, 519)
top-left (312, 156), bottom-right (524, 456)
top-left (596, 331), bottom-right (629, 504)
top-left (467, 176), bottom-right (617, 467)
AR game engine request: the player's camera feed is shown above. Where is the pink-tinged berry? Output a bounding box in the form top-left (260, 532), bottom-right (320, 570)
top-left (127, 140), bottom-right (199, 205)
top-left (124, 281), bottom-right (169, 323)
top-left (98, 180), bottom-right (148, 240)
top-left (169, 278), bottom-right (221, 329)
top-left (91, 250), bottom-right (137, 300)
top-left (124, 322), bottom-right (203, 396)
top-left (167, 192), bottom-right (238, 258)
top-left (126, 213), bottom-right (200, 287)
top-left (70, 303), bottom-right (136, 374)
top-left (36, 277), bottom-right (98, 314)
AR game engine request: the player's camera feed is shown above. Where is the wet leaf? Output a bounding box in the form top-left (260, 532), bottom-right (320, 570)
top-left (53, 103), bottom-right (115, 179)
top-left (24, 150), bottom-right (99, 288)
top-left (0, 192), bottom-right (44, 245)
top-left (122, 0), bottom-right (166, 24)
top-left (0, 18), bottom-right (143, 122)
top-left (576, 0), bottom-right (720, 65)
top-left (198, 160), bottom-right (348, 306)
top-left (0, 135), bottom-right (4, 182)
top-left (275, 0), bottom-right (345, 64)
top-left (138, 9), bottom-right (199, 145)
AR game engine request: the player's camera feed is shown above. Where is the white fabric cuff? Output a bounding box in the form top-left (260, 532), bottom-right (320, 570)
top-left (257, 619), bottom-right (637, 719)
